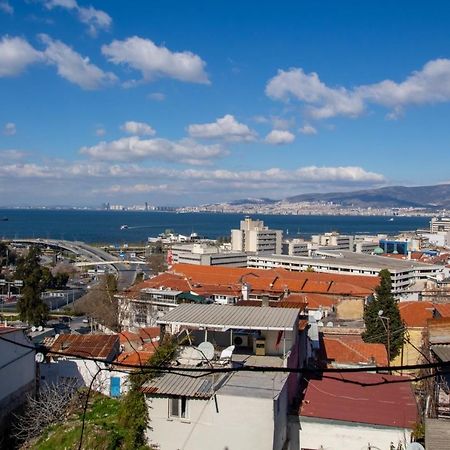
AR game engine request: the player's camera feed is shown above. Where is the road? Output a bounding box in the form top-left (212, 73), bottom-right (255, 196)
top-left (11, 238), bottom-right (141, 291)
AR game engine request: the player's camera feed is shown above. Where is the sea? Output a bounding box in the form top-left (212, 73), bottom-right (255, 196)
top-left (0, 209), bottom-right (432, 244)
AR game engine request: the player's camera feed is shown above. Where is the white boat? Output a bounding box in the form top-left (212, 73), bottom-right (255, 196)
top-left (388, 218), bottom-right (394, 222)
top-left (120, 224), bottom-right (129, 230)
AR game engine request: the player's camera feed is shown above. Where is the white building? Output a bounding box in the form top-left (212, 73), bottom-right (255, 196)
top-left (248, 250), bottom-right (443, 295)
top-left (143, 303), bottom-right (302, 450)
top-left (431, 216), bottom-right (450, 233)
top-left (0, 327), bottom-right (36, 438)
top-left (282, 238), bottom-right (310, 256)
top-left (311, 232), bottom-right (354, 250)
top-left (39, 334), bottom-right (125, 397)
top-left (231, 217), bottom-right (282, 254)
top-left (296, 372), bottom-right (418, 450)
top-left (171, 243), bottom-right (248, 267)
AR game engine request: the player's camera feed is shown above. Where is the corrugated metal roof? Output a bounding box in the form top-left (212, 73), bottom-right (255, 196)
top-left (141, 368), bottom-right (227, 398)
top-left (300, 372), bottom-right (417, 429)
top-left (431, 344), bottom-right (450, 362)
top-left (157, 304), bottom-right (299, 331)
top-left (426, 418), bottom-right (450, 450)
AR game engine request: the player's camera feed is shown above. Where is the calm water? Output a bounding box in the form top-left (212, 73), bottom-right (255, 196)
top-left (0, 210), bottom-right (431, 244)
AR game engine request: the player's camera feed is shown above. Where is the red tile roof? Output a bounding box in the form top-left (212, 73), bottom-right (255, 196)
top-left (398, 301), bottom-right (435, 327)
top-left (300, 372), bottom-right (417, 428)
top-left (50, 334), bottom-right (119, 360)
top-left (434, 303), bottom-right (450, 318)
top-left (321, 335), bottom-right (388, 366)
top-left (130, 264), bottom-right (378, 299)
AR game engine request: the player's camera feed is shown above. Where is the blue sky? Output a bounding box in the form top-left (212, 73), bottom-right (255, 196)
top-left (1, 1), bottom-right (450, 206)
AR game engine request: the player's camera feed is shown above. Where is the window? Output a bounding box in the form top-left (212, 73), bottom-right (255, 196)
top-left (169, 396), bottom-right (189, 419)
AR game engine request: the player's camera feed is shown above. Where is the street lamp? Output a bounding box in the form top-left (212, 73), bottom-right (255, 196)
top-left (378, 309), bottom-right (391, 373)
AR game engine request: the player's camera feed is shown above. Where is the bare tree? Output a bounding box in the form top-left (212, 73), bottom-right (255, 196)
top-left (14, 381), bottom-right (78, 445)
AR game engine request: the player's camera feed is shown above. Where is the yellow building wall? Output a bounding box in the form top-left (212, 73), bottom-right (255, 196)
top-left (335, 298), bottom-right (364, 321)
top-left (392, 327), bottom-right (423, 374)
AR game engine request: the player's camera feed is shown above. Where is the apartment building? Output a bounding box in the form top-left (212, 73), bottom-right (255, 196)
top-left (231, 217), bottom-right (282, 254)
top-left (431, 217), bottom-right (450, 233)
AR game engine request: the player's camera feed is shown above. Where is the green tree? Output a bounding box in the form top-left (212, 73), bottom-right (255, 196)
top-left (362, 269), bottom-right (405, 360)
top-left (16, 246), bottom-right (49, 325)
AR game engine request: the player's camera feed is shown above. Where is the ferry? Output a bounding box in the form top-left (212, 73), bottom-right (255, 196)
top-left (120, 224), bottom-right (129, 230)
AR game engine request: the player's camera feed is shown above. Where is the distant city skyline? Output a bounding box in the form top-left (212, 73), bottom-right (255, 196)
top-left (1, 1), bottom-right (450, 205)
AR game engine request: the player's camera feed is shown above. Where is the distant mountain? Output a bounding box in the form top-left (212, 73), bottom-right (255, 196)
top-left (285, 184), bottom-right (450, 208)
top-left (229, 197), bottom-right (277, 205)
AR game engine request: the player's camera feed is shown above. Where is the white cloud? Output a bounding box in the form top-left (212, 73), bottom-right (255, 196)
top-left (264, 129), bottom-right (295, 145)
top-left (120, 121), bottom-right (155, 136)
top-left (0, 149), bottom-right (26, 160)
top-left (44, 0), bottom-right (112, 36)
top-left (80, 136), bottom-right (226, 164)
top-left (188, 115), bottom-right (257, 142)
top-left (95, 127), bottom-right (106, 137)
top-left (40, 34), bottom-right (117, 89)
top-left (3, 122), bottom-right (16, 136)
top-left (94, 183), bottom-right (169, 194)
top-left (0, 1), bottom-right (13, 14)
top-left (147, 92), bottom-right (166, 101)
top-left (102, 36), bottom-right (209, 84)
top-left (0, 36), bottom-right (43, 77)
top-left (299, 124), bottom-right (317, 135)
top-left (266, 59), bottom-right (450, 119)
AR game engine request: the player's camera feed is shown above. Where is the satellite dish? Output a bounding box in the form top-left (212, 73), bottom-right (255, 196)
top-left (31, 326), bottom-right (36, 332)
top-left (38, 325), bottom-right (43, 332)
top-left (198, 341), bottom-right (215, 361)
top-left (326, 321), bottom-right (334, 327)
top-left (35, 353), bottom-right (44, 363)
top-left (406, 444), bottom-right (425, 450)
top-left (313, 310), bottom-right (323, 321)
top-left (317, 321), bottom-right (324, 327)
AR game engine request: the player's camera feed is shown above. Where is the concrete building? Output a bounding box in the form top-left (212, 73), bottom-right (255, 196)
top-left (282, 238), bottom-right (309, 256)
top-left (171, 243), bottom-right (248, 267)
top-left (143, 303), bottom-right (301, 450)
top-left (297, 372), bottom-right (418, 450)
top-left (248, 250), bottom-right (443, 295)
top-left (0, 327), bottom-right (36, 443)
top-left (312, 232), bottom-right (354, 251)
top-left (40, 334), bottom-right (124, 397)
top-left (231, 217), bottom-right (282, 254)
top-left (431, 217), bottom-right (450, 233)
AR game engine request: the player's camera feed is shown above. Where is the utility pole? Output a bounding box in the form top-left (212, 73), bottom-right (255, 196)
top-left (378, 310), bottom-right (391, 374)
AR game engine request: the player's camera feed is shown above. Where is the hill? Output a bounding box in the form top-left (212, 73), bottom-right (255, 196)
top-left (285, 184), bottom-right (450, 208)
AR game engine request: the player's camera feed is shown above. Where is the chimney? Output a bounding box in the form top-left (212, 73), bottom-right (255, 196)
top-left (261, 295), bottom-right (270, 307)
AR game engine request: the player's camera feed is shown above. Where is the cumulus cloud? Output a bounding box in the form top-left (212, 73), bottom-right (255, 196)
top-left (0, 1), bottom-right (13, 14)
top-left (40, 34), bottom-right (117, 89)
top-left (266, 59), bottom-right (450, 119)
top-left (120, 121), bottom-right (155, 136)
top-left (0, 36), bottom-right (44, 77)
top-left (102, 36), bottom-right (209, 84)
top-left (299, 124), bottom-right (317, 135)
top-left (3, 122), bottom-right (16, 136)
top-left (95, 127), bottom-right (106, 137)
top-left (44, 0), bottom-right (112, 36)
top-left (187, 115), bottom-right (257, 142)
top-left (264, 129), bottom-right (295, 145)
top-left (79, 136), bottom-right (226, 164)
top-left (0, 149), bottom-right (26, 160)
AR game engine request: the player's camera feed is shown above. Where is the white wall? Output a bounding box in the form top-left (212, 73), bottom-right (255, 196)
top-left (299, 418), bottom-right (412, 450)
top-left (146, 393), bottom-right (280, 450)
top-left (40, 359), bottom-right (129, 396)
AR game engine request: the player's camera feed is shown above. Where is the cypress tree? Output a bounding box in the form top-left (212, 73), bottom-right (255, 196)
top-left (16, 246), bottom-right (49, 325)
top-left (362, 269), bottom-right (405, 360)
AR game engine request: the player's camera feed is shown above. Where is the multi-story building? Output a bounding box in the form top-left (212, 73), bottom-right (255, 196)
top-left (311, 232), bottom-right (354, 251)
top-left (431, 217), bottom-right (450, 233)
top-left (282, 238), bottom-right (309, 256)
top-left (247, 250), bottom-right (443, 296)
top-left (231, 217), bottom-right (282, 254)
top-left (171, 243), bottom-right (248, 267)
